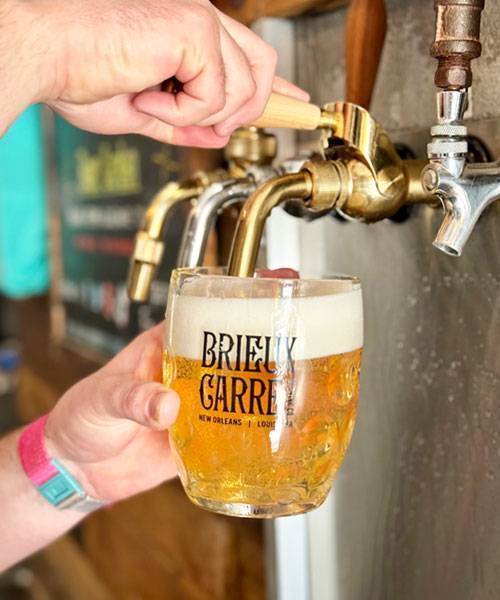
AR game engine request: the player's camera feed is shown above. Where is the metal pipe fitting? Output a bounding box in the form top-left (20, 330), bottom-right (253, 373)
top-left (320, 102), bottom-right (433, 220)
top-left (224, 127), bottom-right (277, 176)
top-left (128, 127), bottom-right (278, 301)
top-left (431, 0), bottom-right (485, 91)
top-left (426, 5), bottom-right (499, 257)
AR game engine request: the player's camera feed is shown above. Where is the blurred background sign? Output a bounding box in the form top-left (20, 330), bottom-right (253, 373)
top-left (0, 105), bottom-right (49, 299)
top-left (50, 117), bottom-right (185, 358)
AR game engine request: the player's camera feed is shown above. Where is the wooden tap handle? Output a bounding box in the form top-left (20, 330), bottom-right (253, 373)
top-left (346, 0), bottom-right (387, 109)
top-left (162, 77), bottom-right (322, 131)
top-left (250, 92), bottom-right (323, 130)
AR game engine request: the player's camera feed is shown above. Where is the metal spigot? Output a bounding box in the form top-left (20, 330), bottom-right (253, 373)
top-left (127, 171), bottom-right (223, 302)
top-left (422, 91), bottom-right (500, 256)
top-left (176, 127), bottom-right (277, 268)
top-left (127, 127), bottom-right (278, 299)
top-left (228, 102), bottom-right (433, 277)
top-left (422, 0), bottom-right (497, 256)
top-left (177, 178), bottom-right (255, 268)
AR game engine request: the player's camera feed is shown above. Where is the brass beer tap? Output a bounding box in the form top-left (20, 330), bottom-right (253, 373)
top-left (126, 170), bottom-right (225, 302)
top-left (127, 127), bottom-right (277, 301)
top-left (228, 99), bottom-right (432, 277)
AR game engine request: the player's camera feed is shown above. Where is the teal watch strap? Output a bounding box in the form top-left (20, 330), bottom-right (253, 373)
top-left (38, 459), bottom-right (105, 513)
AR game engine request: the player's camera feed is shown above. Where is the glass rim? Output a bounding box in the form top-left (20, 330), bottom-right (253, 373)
top-left (171, 266), bottom-right (361, 286)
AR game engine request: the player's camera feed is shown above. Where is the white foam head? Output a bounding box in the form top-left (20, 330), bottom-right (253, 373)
top-left (166, 286), bottom-right (363, 361)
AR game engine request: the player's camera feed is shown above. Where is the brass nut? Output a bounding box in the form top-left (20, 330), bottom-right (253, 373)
top-left (224, 127), bottom-right (277, 165)
top-left (133, 231), bottom-right (165, 265)
top-left (301, 160), bottom-right (351, 211)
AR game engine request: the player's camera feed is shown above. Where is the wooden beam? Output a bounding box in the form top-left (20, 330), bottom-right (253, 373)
top-left (213, 0), bottom-right (348, 24)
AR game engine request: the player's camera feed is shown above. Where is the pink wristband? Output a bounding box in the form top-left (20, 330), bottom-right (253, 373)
top-left (18, 414), bottom-right (105, 512)
top-left (18, 414), bottom-right (59, 486)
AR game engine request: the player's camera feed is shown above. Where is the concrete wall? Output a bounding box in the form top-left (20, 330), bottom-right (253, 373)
top-left (273, 3), bottom-right (500, 599)
top-left (296, 0), bottom-right (500, 133)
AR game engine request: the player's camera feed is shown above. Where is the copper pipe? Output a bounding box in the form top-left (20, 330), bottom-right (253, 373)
top-left (431, 0), bottom-right (485, 90)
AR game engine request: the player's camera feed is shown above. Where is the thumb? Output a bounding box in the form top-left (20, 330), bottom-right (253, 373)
top-left (93, 376), bottom-right (180, 431)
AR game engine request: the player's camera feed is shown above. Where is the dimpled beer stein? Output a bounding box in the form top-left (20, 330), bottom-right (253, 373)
top-left (163, 267), bottom-right (363, 518)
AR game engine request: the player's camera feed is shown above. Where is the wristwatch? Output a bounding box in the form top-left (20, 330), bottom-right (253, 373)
top-left (18, 414), bottom-right (106, 513)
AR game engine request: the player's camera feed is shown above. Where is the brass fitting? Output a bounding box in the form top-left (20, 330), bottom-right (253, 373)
top-left (128, 127), bottom-right (278, 301)
top-left (127, 171), bottom-right (224, 302)
top-left (224, 127), bottom-right (277, 177)
top-left (321, 102), bottom-right (433, 220)
top-left (227, 102), bottom-right (434, 278)
top-left (227, 160), bottom-right (348, 277)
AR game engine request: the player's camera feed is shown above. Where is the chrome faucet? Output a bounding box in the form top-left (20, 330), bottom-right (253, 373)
top-left (422, 90), bottom-right (500, 256)
top-left (177, 177), bottom-right (255, 267)
top-left (176, 127), bottom-right (277, 268)
top-left (421, 0), bottom-right (498, 256)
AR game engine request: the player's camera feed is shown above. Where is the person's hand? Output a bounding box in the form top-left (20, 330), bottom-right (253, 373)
top-left (15, 0), bottom-right (308, 147)
top-left (43, 323), bottom-right (179, 502)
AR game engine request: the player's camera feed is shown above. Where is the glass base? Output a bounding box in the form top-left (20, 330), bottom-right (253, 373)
top-left (188, 494), bottom-right (324, 518)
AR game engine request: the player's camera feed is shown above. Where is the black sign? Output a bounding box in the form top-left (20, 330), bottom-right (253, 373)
top-left (54, 117), bottom-right (186, 357)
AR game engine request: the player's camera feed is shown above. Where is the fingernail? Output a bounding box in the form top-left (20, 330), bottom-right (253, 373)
top-left (150, 391), bottom-right (179, 428)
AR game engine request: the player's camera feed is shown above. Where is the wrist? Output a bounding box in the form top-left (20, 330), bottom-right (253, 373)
top-left (1, 0), bottom-right (65, 106)
top-left (18, 414), bottom-right (104, 510)
top-left (43, 419), bottom-right (100, 500)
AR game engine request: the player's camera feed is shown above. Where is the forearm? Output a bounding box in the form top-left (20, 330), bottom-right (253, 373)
top-left (0, 428), bottom-right (84, 572)
top-left (0, 0), bottom-right (58, 136)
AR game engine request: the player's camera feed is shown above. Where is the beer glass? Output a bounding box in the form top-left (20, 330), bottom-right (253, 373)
top-left (164, 267), bottom-right (363, 518)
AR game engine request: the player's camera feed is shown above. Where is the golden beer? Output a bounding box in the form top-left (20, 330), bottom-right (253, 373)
top-left (164, 268), bottom-right (363, 518)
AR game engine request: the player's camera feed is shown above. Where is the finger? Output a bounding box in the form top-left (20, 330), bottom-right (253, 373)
top-left (213, 10), bottom-right (310, 134)
top-left (212, 22), bottom-right (277, 136)
top-left (97, 376), bottom-right (180, 431)
top-left (52, 92), bottom-right (230, 148)
top-left (133, 27), bottom-right (227, 127)
top-left (137, 117), bottom-right (230, 148)
top-left (169, 126), bottom-right (230, 148)
top-left (272, 76), bottom-right (310, 102)
top-left (196, 26), bottom-right (257, 127)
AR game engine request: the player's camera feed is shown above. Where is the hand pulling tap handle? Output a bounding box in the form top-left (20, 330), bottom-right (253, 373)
top-left (346, 0), bottom-right (387, 108)
top-left (162, 78), bottom-right (333, 131)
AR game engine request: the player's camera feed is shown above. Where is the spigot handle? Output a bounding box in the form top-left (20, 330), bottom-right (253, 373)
top-left (163, 76), bottom-right (328, 130)
top-left (250, 92), bottom-right (324, 130)
top-left (346, 0), bottom-right (387, 108)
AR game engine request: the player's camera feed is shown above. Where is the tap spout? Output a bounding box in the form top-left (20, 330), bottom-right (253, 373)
top-left (177, 178), bottom-right (255, 268)
top-left (228, 172), bottom-right (313, 278)
top-left (423, 161), bottom-right (500, 256)
top-left (228, 161), bottom-right (347, 277)
top-left (127, 176), bottom-right (209, 302)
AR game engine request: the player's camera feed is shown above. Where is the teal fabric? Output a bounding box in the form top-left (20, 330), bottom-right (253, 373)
top-left (0, 105), bottom-right (49, 298)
